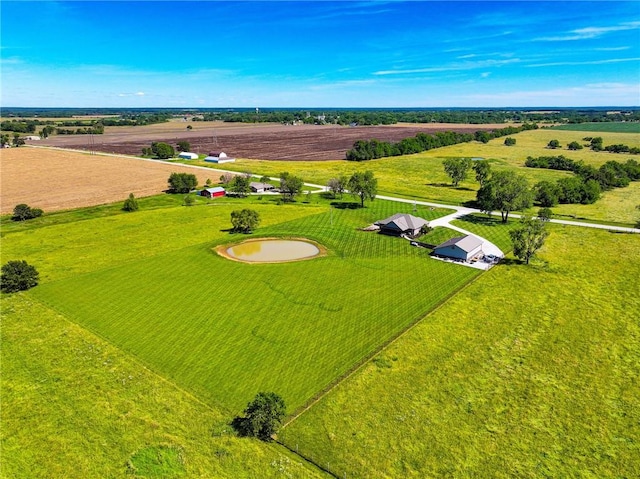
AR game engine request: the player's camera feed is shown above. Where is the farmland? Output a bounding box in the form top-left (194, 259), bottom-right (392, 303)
top-left (551, 122), bottom-right (640, 133)
top-left (280, 224), bottom-right (640, 478)
top-left (0, 148), bottom-right (212, 214)
top-left (3, 122), bottom-right (639, 478)
top-left (37, 121), bottom-right (504, 160)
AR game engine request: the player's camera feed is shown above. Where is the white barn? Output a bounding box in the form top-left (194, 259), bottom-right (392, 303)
top-left (178, 152), bottom-right (199, 160)
top-left (433, 235), bottom-right (483, 261)
top-left (204, 151), bottom-right (236, 164)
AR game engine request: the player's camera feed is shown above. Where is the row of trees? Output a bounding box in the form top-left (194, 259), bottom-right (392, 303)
top-left (346, 124), bottom-right (537, 161)
top-left (546, 137), bottom-right (640, 154)
top-left (526, 156), bottom-right (640, 206)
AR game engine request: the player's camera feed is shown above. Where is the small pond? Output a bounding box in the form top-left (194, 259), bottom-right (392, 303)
top-left (225, 239), bottom-right (321, 263)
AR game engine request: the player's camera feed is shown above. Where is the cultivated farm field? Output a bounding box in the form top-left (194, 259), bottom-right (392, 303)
top-left (0, 147), bottom-right (212, 214)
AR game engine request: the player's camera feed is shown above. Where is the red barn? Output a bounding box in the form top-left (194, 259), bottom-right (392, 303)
top-left (201, 187), bottom-right (226, 198)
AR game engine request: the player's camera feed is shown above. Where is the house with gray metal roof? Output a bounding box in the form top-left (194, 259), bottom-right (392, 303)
top-left (375, 213), bottom-right (429, 237)
top-left (433, 235), bottom-right (483, 261)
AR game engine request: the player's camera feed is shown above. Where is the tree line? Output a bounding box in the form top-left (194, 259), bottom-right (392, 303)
top-left (525, 155), bottom-right (640, 206)
top-left (346, 123), bottom-right (537, 161)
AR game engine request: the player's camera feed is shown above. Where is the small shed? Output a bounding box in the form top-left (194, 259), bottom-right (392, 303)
top-left (204, 151), bottom-right (236, 164)
top-left (201, 187), bottom-right (226, 198)
top-left (178, 152), bottom-right (199, 160)
top-left (250, 182), bottom-right (275, 193)
top-left (433, 235), bottom-right (483, 261)
top-left (375, 213), bottom-right (429, 237)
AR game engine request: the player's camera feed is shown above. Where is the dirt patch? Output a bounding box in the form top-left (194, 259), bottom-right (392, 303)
top-left (37, 122), bottom-right (503, 161)
top-left (0, 147), bottom-right (214, 214)
top-left (214, 237), bottom-right (327, 264)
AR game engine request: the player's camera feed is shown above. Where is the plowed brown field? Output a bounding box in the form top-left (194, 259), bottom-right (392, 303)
top-left (0, 148), bottom-right (212, 214)
top-left (37, 122), bottom-right (502, 160)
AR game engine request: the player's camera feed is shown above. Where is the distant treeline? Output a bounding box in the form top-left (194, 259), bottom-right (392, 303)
top-left (346, 123), bottom-right (538, 161)
top-left (527, 155), bottom-right (640, 206)
top-left (190, 109), bottom-right (640, 126)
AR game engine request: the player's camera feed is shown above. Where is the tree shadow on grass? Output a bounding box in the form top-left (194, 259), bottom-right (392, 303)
top-left (456, 214), bottom-right (506, 227)
top-left (330, 201), bottom-right (362, 210)
top-left (426, 182), bottom-right (474, 191)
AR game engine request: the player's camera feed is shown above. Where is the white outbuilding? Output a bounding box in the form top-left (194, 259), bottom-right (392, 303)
top-left (178, 152), bottom-right (199, 160)
top-left (204, 151), bottom-right (236, 163)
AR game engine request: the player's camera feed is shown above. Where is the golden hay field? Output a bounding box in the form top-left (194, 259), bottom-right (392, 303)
top-left (0, 147), bottom-right (212, 214)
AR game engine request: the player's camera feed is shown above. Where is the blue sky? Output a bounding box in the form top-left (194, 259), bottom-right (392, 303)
top-left (2, 1), bottom-right (639, 107)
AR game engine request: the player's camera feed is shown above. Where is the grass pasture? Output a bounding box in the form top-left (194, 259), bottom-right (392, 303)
top-left (1, 293), bottom-right (325, 479)
top-left (551, 122), bottom-right (640, 133)
top-left (280, 223), bottom-right (640, 478)
top-left (5, 195), bottom-right (474, 419)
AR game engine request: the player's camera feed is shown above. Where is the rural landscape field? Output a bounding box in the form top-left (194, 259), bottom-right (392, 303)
top-left (2, 1), bottom-right (640, 477)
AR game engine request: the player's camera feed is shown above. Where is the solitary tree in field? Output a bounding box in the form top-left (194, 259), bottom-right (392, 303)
top-left (122, 193), bottom-right (139, 212)
top-left (230, 209), bottom-right (260, 233)
top-left (232, 392), bottom-right (286, 441)
top-left (504, 137), bottom-right (516, 146)
top-left (476, 171), bottom-right (533, 223)
top-left (1, 260), bottom-right (39, 293)
top-left (509, 216), bottom-right (549, 264)
top-left (567, 141), bottom-right (583, 150)
top-left (348, 170), bottom-right (377, 207)
top-left (443, 158), bottom-right (472, 187)
top-left (547, 139), bottom-right (561, 149)
top-left (168, 172), bottom-right (198, 193)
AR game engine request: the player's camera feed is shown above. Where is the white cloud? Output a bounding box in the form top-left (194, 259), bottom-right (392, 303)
top-left (526, 57), bottom-right (640, 68)
top-left (374, 58), bottom-right (520, 75)
top-left (536, 21), bottom-right (640, 41)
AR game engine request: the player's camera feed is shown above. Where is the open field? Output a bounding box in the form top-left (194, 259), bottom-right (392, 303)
top-left (3, 195), bottom-right (471, 417)
top-left (0, 147), bottom-right (213, 214)
top-left (280, 224), bottom-right (640, 478)
top-left (551, 122), bottom-right (640, 133)
top-left (36, 122), bottom-right (502, 160)
top-left (1, 293), bottom-right (326, 479)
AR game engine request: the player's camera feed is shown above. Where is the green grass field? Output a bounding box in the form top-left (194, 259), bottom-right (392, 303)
top-left (4, 195), bottom-right (474, 418)
top-left (1, 293), bottom-right (326, 479)
top-left (551, 122), bottom-right (640, 133)
top-left (280, 223), bottom-right (640, 478)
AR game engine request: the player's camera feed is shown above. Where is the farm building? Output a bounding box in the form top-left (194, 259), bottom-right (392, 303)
top-left (250, 182), bottom-right (275, 193)
top-left (178, 152), bottom-right (199, 160)
top-left (24, 136), bottom-right (41, 141)
top-left (375, 213), bottom-right (429, 237)
top-left (204, 151), bottom-right (236, 164)
top-left (433, 235), bottom-right (483, 261)
top-left (200, 187), bottom-right (226, 198)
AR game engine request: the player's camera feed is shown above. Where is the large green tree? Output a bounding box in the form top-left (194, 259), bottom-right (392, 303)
top-left (509, 216), bottom-right (549, 265)
top-left (279, 172), bottom-right (304, 201)
top-left (442, 158), bottom-right (472, 187)
top-left (233, 392), bottom-right (286, 441)
top-left (327, 176), bottom-right (348, 198)
top-left (151, 142), bottom-right (175, 159)
top-left (348, 170), bottom-right (377, 207)
top-left (477, 171), bottom-right (532, 223)
top-left (12, 204), bottom-right (43, 221)
top-left (472, 160), bottom-right (492, 186)
top-left (1, 260), bottom-right (40, 293)
top-left (168, 172), bottom-right (198, 193)
top-left (229, 175), bottom-right (251, 197)
top-left (230, 209), bottom-right (260, 233)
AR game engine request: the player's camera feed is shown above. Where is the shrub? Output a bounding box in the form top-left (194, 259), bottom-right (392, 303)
top-left (183, 194), bottom-right (196, 206)
top-left (122, 193), bottom-right (139, 212)
top-left (1, 260), bottom-right (39, 293)
top-left (12, 204), bottom-right (43, 221)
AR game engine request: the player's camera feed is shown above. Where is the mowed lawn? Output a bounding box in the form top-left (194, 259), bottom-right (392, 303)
top-left (279, 223), bottom-right (640, 478)
top-left (12, 196), bottom-right (476, 415)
